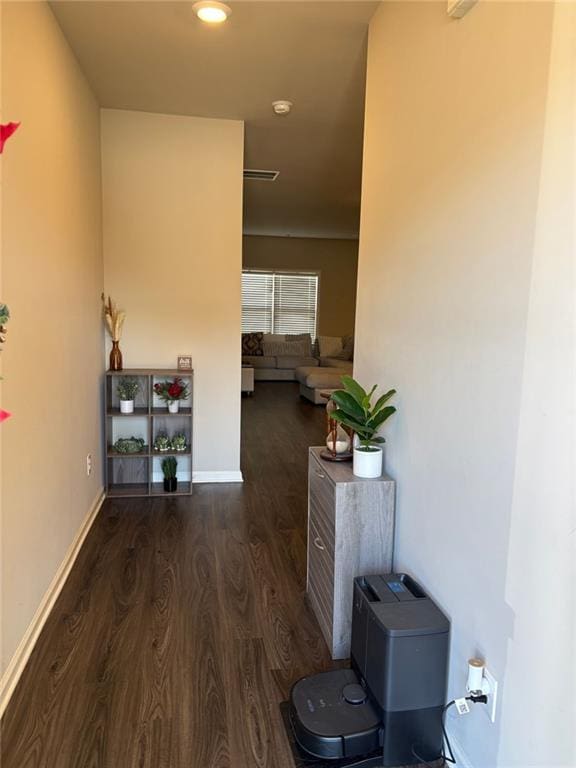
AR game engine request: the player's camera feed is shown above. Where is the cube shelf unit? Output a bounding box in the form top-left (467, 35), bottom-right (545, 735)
top-left (105, 369), bottom-right (193, 498)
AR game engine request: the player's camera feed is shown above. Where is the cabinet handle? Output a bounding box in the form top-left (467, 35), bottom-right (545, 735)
top-left (315, 469), bottom-right (326, 479)
top-left (313, 536), bottom-right (325, 551)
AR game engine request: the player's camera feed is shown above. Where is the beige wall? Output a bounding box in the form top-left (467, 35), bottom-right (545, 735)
top-left (102, 109), bottom-right (244, 477)
top-left (356, 3), bottom-right (574, 766)
top-left (1, 1), bottom-right (103, 676)
top-left (243, 235), bottom-right (358, 337)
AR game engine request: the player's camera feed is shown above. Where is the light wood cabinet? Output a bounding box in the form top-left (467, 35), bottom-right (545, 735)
top-left (307, 446), bottom-right (395, 659)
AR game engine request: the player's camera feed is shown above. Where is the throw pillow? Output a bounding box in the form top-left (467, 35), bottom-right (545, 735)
top-left (285, 333), bottom-right (312, 356)
top-left (333, 334), bottom-right (354, 360)
top-left (262, 339), bottom-right (311, 357)
top-left (241, 332), bottom-right (263, 356)
top-left (262, 333), bottom-right (286, 344)
top-left (318, 335), bottom-right (343, 358)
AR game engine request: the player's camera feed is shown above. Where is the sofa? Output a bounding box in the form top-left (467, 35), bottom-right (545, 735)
top-left (241, 333), bottom-right (353, 397)
top-left (241, 353), bottom-right (319, 381)
top-left (295, 358), bottom-right (352, 403)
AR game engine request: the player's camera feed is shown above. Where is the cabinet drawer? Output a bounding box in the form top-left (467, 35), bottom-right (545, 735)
top-left (307, 517), bottom-right (334, 630)
top-left (309, 455), bottom-right (335, 534)
top-left (309, 495), bottom-right (335, 554)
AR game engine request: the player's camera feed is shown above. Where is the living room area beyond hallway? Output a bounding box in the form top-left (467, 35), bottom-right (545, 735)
top-left (241, 238), bottom-right (358, 404)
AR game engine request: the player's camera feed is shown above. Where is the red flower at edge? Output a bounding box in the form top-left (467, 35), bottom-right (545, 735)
top-left (0, 122), bottom-right (20, 154)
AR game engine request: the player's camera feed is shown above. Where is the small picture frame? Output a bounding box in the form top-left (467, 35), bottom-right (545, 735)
top-left (177, 355), bottom-right (193, 371)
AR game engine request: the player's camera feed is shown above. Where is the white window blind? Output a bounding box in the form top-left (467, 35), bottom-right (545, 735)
top-left (242, 270), bottom-right (318, 337)
top-left (241, 272), bottom-right (274, 332)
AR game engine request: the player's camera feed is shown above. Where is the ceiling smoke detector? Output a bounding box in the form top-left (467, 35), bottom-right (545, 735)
top-left (272, 100), bottom-right (293, 116)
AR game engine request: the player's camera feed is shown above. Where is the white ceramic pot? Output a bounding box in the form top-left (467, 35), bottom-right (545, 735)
top-left (353, 447), bottom-right (383, 478)
top-left (168, 400), bottom-right (180, 414)
top-left (120, 399), bottom-right (134, 414)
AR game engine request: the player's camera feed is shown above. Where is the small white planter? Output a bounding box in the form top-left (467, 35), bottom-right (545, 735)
top-left (120, 399), bottom-right (134, 414)
top-left (168, 400), bottom-right (180, 414)
top-left (353, 447), bottom-right (383, 478)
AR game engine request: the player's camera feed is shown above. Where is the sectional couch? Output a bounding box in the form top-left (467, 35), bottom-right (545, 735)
top-left (241, 332), bottom-right (353, 402)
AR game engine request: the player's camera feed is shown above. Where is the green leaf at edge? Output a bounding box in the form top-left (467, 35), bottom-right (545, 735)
top-left (372, 389), bottom-right (397, 415)
top-left (331, 391), bottom-right (365, 422)
top-left (340, 376), bottom-right (367, 407)
top-left (332, 409), bottom-right (373, 438)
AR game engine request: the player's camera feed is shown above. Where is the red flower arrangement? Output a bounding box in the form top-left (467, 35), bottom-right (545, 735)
top-left (154, 377), bottom-right (190, 403)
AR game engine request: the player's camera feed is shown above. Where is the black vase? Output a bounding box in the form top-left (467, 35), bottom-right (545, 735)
top-left (163, 477), bottom-right (177, 492)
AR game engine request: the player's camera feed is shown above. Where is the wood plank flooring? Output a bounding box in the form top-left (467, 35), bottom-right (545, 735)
top-left (1, 382), bottom-right (338, 768)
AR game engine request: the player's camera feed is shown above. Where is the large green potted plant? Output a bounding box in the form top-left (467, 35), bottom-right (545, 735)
top-left (331, 375), bottom-right (396, 478)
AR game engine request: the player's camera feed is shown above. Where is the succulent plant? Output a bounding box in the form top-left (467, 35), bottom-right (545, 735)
top-left (154, 433), bottom-right (170, 452)
top-left (117, 377), bottom-right (140, 401)
top-left (171, 433), bottom-right (187, 451)
top-left (114, 436), bottom-right (145, 454)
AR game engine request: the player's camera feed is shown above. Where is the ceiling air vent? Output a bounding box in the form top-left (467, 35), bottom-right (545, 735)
top-left (243, 169), bottom-right (279, 181)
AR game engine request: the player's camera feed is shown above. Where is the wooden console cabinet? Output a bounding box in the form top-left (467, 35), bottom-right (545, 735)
top-left (307, 446), bottom-right (395, 659)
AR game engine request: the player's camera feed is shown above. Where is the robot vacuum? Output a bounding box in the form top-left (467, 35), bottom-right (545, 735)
top-left (289, 574), bottom-right (450, 767)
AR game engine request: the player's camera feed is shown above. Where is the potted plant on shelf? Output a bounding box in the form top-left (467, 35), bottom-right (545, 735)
top-left (113, 436), bottom-right (145, 454)
top-left (117, 376), bottom-right (140, 414)
top-left (331, 375), bottom-right (397, 479)
top-left (171, 433), bottom-right (187, 452)
top-left (162, 456), bottom-right (178, 492)
top-left (154, 433), bottom-right (170, 452)
top-left (154, 377), bottom-right (190, 414)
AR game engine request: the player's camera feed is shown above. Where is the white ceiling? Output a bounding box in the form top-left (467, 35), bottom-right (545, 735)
top-left (50, 1), bottom-right (378, 239)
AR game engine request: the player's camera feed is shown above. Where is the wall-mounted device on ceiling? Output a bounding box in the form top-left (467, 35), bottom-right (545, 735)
top-left (272, 100), bottom-right (293, 116)
top-left (288, 573), bottom-right (450, 767)
top-left (447, 0), bottom-right (478, 18)
top-left (243, 169), bottom-right (279, 181)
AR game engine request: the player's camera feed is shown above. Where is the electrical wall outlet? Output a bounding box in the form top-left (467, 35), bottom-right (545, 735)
top-left (86, 454), bottom-right (92, 477)
top-left (483, 667), bottom-right (498, 723)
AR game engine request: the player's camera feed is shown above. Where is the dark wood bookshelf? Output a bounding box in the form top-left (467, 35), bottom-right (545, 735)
top-left (104, 369), bottom-right (193, 498)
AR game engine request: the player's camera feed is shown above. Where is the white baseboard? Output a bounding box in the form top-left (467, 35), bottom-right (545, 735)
top-left (447, 728), bottom-right (475, 768)
top-left (192, 470), bottom-right (244, 483)
top-left (0, 487), bottom-right (105, 719)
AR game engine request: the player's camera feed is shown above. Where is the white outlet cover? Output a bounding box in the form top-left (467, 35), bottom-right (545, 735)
top-left (483, 668), bottom-right (498, 722)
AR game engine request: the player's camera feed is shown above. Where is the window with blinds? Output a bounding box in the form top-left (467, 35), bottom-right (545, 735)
top-left (242, 270), bottom-right (319, 337)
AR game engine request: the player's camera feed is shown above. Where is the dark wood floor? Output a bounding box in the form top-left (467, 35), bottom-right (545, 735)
top-left (1, 382), bottom-right (337, 768)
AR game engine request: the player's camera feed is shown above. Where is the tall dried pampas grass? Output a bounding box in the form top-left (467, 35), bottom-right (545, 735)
top-left (103, 295), bottom-right (125, 342)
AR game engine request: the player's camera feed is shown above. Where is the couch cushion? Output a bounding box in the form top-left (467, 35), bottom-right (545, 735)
top-left (318, 335), bottom-right (343, 358)
top-left (262, 339), bottom-right (310, 357)
top-left (297, 368), bottom-right (349, 389)
top-left (320, 358), bottom-right (353, 370)
top-left (242, 355), bottom-right (277, 369)
top-left (262, 333), bottom-right (285, 344)
top-left (332, 334), bottom-right (354, 361)
top-left (285, 333), bottom-right (313, 355)
top-left (275, 356), bottom-right (319, 370)
top-left (294, 366), bottom-right (322, 385)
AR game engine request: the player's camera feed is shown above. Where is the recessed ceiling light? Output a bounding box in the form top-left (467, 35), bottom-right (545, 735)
top-left (193, 1), bottom-right (231, 23)
top-left (272, 100), bottom-right (293, 116)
